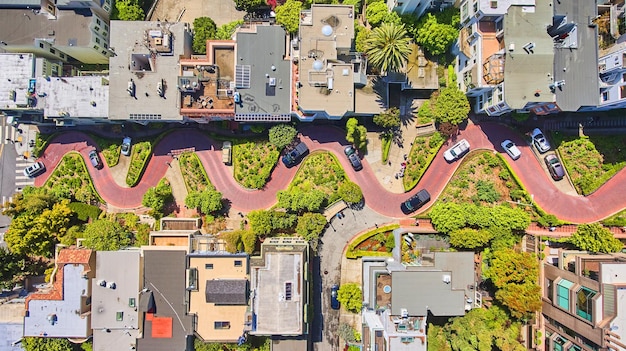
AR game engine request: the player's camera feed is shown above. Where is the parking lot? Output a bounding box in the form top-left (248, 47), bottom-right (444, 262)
top-left (149, 0), bottom-right (245, 27)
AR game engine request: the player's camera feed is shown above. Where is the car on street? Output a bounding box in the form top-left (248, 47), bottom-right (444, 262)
top-left (222, 141), bottom-right (232, 165)
top-left (544, 154), bottom-right (565, 181)
top-left (121, 137), bottom-right (132, 156)
top-left (89, 150), bottom-right (103, 169)
top-left (501, 140), bottom-right (521, 160)
top-left (443, 139), bottom-right (470, 162)
top-left (330, 284), bottom-right (340, 310)
top-left (23, 161), bottom-right (45, 178)
top-left (531, 128), bottom-right (551, 153)
top-left (282, 142), bottom-right (309, 168)
top-left (400, 189), bottom-right (431, 214)
top-left (344, 145), bottom-right (363, 171)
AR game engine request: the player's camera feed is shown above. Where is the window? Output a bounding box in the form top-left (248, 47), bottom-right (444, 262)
top-left (94, 26), bottom-right (100, 32)
top-left (93, 45), bottom-right (99, 50)
top-left (95, 38), bottom-right (101, 44)
top-left (621, 85), bottom-right (626, 99)
top-left (104, 24), bottom-right (109, 31)
top-left (214, 321), bottom-right (230, 329)
top-left (205, 263), bottom-right (214, 269)
top-left (60, 53), bottom-right (65, 59)
top-left (104, 43), bottom-right (108, 49)
top-left (50, 48), bottom-right (55, 54)
top-left (116, 311), bottom-right (124, 321)
top-left (623, 73), bottom-right (626, 82)
top-left (556, 279), bottom-right (573, 310)
top-left (569, 345), bottom-right (582, 351)
top-left (602, 91), bottom-right (609, 101)
top-left (400, 337), bottom-right (414, 343)
top-left (39, 42), bottom-right (44, 48)
top-left (546, 279), bottom-right (553, 302)
top-left (96, 18), bottom-right (101, 25)
top-left (102, 50), bottom-right (107, 55)
top-left (576, 287), bottom-right (596, 322)
top-left (234, 260), bottom-right (242, 267)
top-left (187, 268), bottom-right (198, 290)
top-left (129, 298), bottom-right (136, 307)
top-left (103, 32), bottom-right (108, 38)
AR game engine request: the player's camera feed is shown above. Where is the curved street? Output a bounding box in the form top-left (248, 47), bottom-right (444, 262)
top-left (34, 122), bottom-right (626, 223)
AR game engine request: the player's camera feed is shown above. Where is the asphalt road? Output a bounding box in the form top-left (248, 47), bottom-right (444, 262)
top-left (0, 141), bottom-right (17, 232)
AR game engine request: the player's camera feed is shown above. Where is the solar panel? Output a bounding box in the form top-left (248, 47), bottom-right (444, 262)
top-left (235, 65), bottom-right (251, 88)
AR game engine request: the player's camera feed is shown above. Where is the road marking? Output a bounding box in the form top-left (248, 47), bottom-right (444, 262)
top-left (15, 175), bottom-right (29, 180)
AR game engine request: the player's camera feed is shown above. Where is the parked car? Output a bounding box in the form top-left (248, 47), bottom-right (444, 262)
top-left (544, 154), bottom-right (565, 181)
top-left (89, 150), bottom-right (103, 169)
top-left (222, 141), bottom-right (232, 165)
top-left (443, 139), bottom-right (470, 162)
top-left (531, 128), bottom-right (551, 153)
top-left (282, 142), bottom-right (309, 168)
top-left (344, 145), bottom-right (363, 171)
top-left (121, 137), bottom-right (132, 156)
top-left (23, 161), bottom-right (45, 178)
top-left (400, 189), bottom-right (431, 214)
top-left (330, 284), bottom-right (340, 310)
top-left (501, 140), bottom-right (521, 160)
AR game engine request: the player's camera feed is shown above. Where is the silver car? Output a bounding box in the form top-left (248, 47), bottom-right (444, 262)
top-left (531, 128), bottom-right (551, 153)
top-left (501, 140), bottom-right (521, 160)
top-left (443, 139), bottom-right (470, 162)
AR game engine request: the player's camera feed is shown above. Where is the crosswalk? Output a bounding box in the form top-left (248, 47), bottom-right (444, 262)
top-left (14, 157), bottom-right (35, 193)
top-left (0, 125), bottom-right (18, 144)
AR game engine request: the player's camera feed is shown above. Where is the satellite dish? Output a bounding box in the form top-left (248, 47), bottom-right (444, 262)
top-left (313, 60), bottom-right (324, 71)
top-left (321, 25), bottom-right (333, 37)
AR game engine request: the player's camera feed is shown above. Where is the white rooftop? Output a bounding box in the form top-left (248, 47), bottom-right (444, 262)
top-left (0, 53), bottom-right (34, 109)
top-left (36, 76), bottom-right (109, 118)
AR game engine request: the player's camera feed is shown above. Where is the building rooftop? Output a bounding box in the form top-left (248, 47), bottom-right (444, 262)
top-left (36, 76), bottom-right (109, 119)
top-left (391, 252), bottom-right (475, 317)
top-left (108, 21), bottom-right (192, 121)
top-left (0, 8), bottom-right (92, 47)
top-left (503, 0), bottom-right (554, 110)
top-left (235, 25), bottom-right (292, 120)
top-left (552, 0), bottom-right (599, 111)
top-left (24, 249), bottom-right (94, 338)
top-left (297, 4), bottom-right (356, 117)
top-left (92, 251), bottom-right (142, 351)
top-left (0, 53), bottom-right (34, 109)
top-left (137, 250), bottom-right (193, 351)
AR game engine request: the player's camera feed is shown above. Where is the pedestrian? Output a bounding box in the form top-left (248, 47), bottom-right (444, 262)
top-left (388, 160), bottom-right (391, 166)
top-left (166, 162), bottom-right (171, 167)
top-left (375, 223), bottom-right (378, 228)
top-left (403, 154), bottom-right (408, 160)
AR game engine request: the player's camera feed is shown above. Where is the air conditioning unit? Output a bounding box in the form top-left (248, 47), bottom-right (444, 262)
top-left (269, 77), bottom-right (276, 87)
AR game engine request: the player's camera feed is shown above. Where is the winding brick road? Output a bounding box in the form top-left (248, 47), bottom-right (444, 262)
top-left (34, 123), bottom-right (626, 223)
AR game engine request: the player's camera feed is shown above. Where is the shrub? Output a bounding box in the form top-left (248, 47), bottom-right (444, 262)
top-left (268, 124), bottom-right (297, 150)
top-left (475, 180), bottom-right (500, 203)
top-left (67, 202), bottom-right (102, 221)
top-left (337, 283), bottom-right (362, 313)
top-left (338, 181), bottom-right (363, 204)
top-left (385, 233), bottom-right (395, 252)
top-left (537, 214), bottom-right (561, 228)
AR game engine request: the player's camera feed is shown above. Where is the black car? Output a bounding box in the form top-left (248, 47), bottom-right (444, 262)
top-left (282, 142), bottom-right (309, 168)
top-left (330, 284), bottom-right (340, 310)
top-left (544, 154), bottom-right (565, 181)
top-left (400, 189), bottom-right (431, 214)
top-left (344, 145), bottom-right (363, 171)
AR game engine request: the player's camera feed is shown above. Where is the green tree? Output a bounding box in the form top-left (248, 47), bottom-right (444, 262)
top-left (142, 179), bottom-right (173, 216)
top-left (248, 210), bottom-right (273, 236)
top-left (449, 228), bottom-right (493, 250)
top-left (345, 118), bottom-right (368, 150)
top-left (338, 181), bottom-right (363, 204)
top-left (22, 337), bottom-right (81, 351)
top-left (337, 283), bottom-right (362, 313)
top-left (429, 202), bottom-right (468, 234)
top-left (186, 189), bottom-right (223, 214)
top-left (354, 24), bottom-right (370, 53)
top-left (385, 233), bottom-right (395, 253)
top-left (216, 20), bottom-right (244, 40)
top-left (365, 1), bottom-right (389, 27)
top-left (221, 230), bottom-right (243, 253)
top-left (114, 0), bottom-right (144, 21)
top-left (236, 230), bottom-right (257, 254)
top-left (193, 17), bottom-right (217, 54)
top-left (296, 212), bottom-right (327, 241)
top-left (343, 0), bottom-right (362, 13)
top-left (373, 108), bottom-right (401, 129)
top-left (495, 280), bottom-right (542, 320)
top-left (234, 0), bottom-right (263, 12)
top-left (0, 247), bottom-right (28, 289)
top-left (569, 223), bottom-right (623, 253)
top-left (417, 99), bottom-right (435, 124)
top-left (433, 86), bottom-right (470, 126)
top-left (364, 22), bottom-right (411, 73)
top-left (82, 219), bottom-right (131, 251)
top-left (275, 0), bottom-right (302, 34)
top-left (277, 189), bottom-right (325, 213)
top-left (415, 13), bottom-right (458, 56)
top-left (268, 124), bottom-right (298, 150)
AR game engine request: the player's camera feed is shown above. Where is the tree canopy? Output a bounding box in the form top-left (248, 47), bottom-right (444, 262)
top-left (277, 189), bottom-right (326, 213)
top-left (569, 223), bottom-right (623, 253)
top-left (234, 0), bottom-right (264, 12)
top-left (354, 23), bottom-right (370, 53)
top-left (365, 1), bottom-right (389, 27)
top-left (449, 228), bottom-right (493, 250)
top-left (82, 219), bottom-right (131, 251)
top-left (193, 17), bottom-right (217, 54)
top-left (185, 189), bottom-right (223, 214)
top-left (433, 86), bottom-right (470, 126)
top-left (142, 178), bottom-right (173, 216)
top-left (337, 283), bottom-right (362, 313)
top-left (215, 20), bottom-right (245, 40)
top-left (275, 0), bottom-right (302, 34)
top-left (268, 124), bottom-right (298, 150)
top-left (22, 337), bottom-right (82, 351)
top-left (345, 118), bottom-right (368, 150)
top-left (364, 22), bottom-right (411, 73)
top-left (114, 0), bottom-right (144, 21)
top-left (337, 181), bottom-right (363, 204)
top-left (296, 212), bottom-right (327, 241)
top-left (429, 203), bottom-right (531, 234)
top-left (373, 108), bottom-right (401, 129)
top-left (415, 13), bottom-right (458, 56)
top-left (247, 210), bottom-right (297, 236)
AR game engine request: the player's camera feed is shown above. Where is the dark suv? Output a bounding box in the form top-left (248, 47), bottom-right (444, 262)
top-left (282, 142), bottom-right (309, 168)
top-left (344, 146), bottom-right (363, 171)
top-left (400, 189), bottom-right (431, 214)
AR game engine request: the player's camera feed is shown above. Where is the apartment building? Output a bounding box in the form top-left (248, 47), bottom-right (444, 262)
top-left (386, 0), bottom-right (454, 18)
top-left (543, 250), bottom-right (626, 351)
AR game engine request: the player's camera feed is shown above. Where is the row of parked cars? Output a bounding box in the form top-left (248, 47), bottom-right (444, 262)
top-left (500, 128), bottom-right (564, 180)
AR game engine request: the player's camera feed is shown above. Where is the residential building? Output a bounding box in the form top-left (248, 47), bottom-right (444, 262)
top-left (386, 0), bottom-right (454, 18)
top-left (361, 239), bottom-right (477, 351)
top-left (187, 247), bottom-right (249, 343)
top-left (588, 42), bottom-right (626, 111)
top-left (249, 237), bottom-right (311, 344)
top-left (137, 249), bottom-right (193, 351)
top-left (456, 0), bottom-right (599, 116)
top-left (23, 249), bottom-right (95, 340)
top-left (542, 250), bottom-right (626, 351)
top-left (91, 250), bottom-right (142, 351)
top-left (296, 4), bottom-right (373, 120)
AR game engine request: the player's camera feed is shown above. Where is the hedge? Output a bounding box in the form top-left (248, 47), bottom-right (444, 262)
top-left (346, 224), bottom-right (399, 259)
top-left (68, 202), bottom-right (102, 221)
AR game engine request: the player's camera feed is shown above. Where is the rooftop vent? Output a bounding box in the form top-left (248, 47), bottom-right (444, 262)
top-left (98, 279), bottom-right (107, 287)
top-left (442, 275), bottom-right (451, 284)
top-left (107, 281), bottom-right (116, 289)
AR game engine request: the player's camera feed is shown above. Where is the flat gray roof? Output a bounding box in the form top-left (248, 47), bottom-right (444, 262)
top-left (0, 53), bottom-right (34, 109)
top-left (108, 21), bottom-right (191, 121)
top-left (503, 0), bottom-right (554, 109)
top-left (251, 252), bottom-right (303, 335)
top-left (552, 0), bottom-right (599, 111)
top-left (0, 9), bottom-right (92, 47)
top-left (235, 25), bottom-right (292, 118)
top-left (391, 252), bottom-right (474, 317)
top-left (0, 323), bottom-right (23, 351)
top-left (36, 76), bottom-right (109, 118)
top-left (23, 264), bottom-right (91, 338)
top-left (92, 251), bottom-right (141, 351)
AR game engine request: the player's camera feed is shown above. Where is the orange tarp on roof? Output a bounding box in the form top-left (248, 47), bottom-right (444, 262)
top-left (151, 316), bottom-right (173, 338)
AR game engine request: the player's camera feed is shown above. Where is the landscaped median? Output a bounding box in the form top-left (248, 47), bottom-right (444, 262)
top-left (43, 151), bottom-right (104, 204)
top-left (125, 141), bottom-right (152, 187)
top-left (403, 132), bottom-right (445, 191)
top-left (346, 223), bottom-right (399, 259)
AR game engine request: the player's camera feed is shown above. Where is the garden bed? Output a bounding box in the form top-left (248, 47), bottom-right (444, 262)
top-left (289, 151), bottom-right (350, 204)
top-left (554, 134), bottom-right (626, 195)
top-left (89, 134), bottom-right (121, 168)
top-left (403, 132), bottom-right (445, 191)
top-left (179, 152), bottom-right (213, 192)
top-left (346, 224), bottom-right (399, 259)
top-left (233, 140), bottom-right (279, 189)
top-left (44, 152), bottom-right (103, 204)
top-left (126, 141), bottom-right (152, 187)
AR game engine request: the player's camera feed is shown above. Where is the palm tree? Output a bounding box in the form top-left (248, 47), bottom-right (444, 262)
top-left (364, 22), bottom-right (412, 74)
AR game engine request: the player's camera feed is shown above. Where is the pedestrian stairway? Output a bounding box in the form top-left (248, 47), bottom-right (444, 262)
top-left (544, 118), bottom-right (626, 131)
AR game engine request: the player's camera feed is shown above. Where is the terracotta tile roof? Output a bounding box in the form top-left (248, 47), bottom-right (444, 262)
top-left (57, 248), bottom-right (93, 264)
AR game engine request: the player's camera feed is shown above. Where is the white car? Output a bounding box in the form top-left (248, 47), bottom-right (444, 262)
top-left (23, 161), bottom-right (45, 177)
top-left (121, 137), bottom-right (132, 156)
top-left (530, 128), bottom-right (551, 153)
top-left (443, 139), bottom-right (470, 162)
top-left (501, 140), bottom-right (521, 160)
